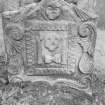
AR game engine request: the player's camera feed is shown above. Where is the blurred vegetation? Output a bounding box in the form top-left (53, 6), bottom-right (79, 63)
top-left (96, 0), bottom-right (105, 29)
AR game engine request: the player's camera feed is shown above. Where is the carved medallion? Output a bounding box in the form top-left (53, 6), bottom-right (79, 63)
top-left (45, 4), bottom-right (61, 20)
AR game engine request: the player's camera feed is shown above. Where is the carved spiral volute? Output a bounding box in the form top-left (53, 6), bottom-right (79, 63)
top-left (78, 22), bottom-right (96, 40)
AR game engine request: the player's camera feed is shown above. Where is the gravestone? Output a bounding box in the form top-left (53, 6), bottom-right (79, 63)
top-left (1, 0), bottom-right (98, 105)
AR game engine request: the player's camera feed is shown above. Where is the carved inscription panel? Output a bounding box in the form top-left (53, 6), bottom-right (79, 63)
top-left (24, 22), bottom-right (70, 75)
top-left (26, 31), bottom-right (67, 66)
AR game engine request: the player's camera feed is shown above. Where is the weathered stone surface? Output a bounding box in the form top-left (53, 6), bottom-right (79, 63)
top-left (94, 29), bottom-right (105, 74)
top-left (1, 0), bottom-right (104, 105)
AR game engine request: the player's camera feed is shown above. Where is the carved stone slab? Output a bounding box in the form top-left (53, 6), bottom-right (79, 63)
top-left (0, 0), bottom-right (98, 105)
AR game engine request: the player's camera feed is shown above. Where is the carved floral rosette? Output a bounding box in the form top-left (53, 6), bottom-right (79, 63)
top-left (1, 0), bottom-right (98, 105)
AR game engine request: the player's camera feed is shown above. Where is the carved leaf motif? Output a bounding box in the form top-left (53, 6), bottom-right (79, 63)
top-left (73, 6), bottom-right (98, 22)
top-left (6, 39), bottom-right (23, 57)
top-left (79, 53), bottom-right (93, 74)
top-left (78, 22), bottom-right (97, 55)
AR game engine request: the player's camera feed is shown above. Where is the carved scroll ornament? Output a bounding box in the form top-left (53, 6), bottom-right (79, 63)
top-left (78, 22), bottom-right (97, 74)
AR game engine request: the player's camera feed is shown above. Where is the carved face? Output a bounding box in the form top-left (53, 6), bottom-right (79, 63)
top-left (44, 32), bottom-right (61, 52)
top-left (10, 28), bottom-right (23, 41)
top-left (45, 5), bottom-right (61, 20)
